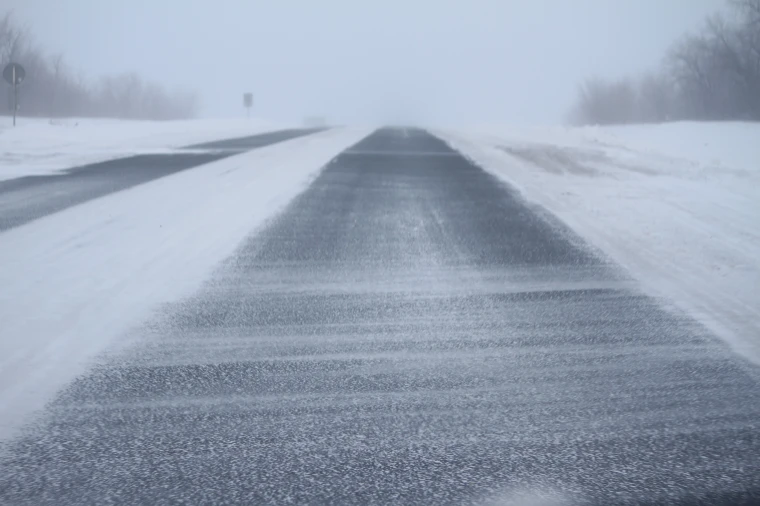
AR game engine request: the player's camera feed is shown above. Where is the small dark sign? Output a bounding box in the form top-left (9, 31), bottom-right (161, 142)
top-left (3, 63), bottom-right (25, 86)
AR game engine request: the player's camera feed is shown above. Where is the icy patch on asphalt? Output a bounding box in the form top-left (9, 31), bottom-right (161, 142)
top-left (0, 117), bottom-right (285, 181)
top-left (436, 123), bottom-right (760, 365)
top-left (0, 127), bottom-right (372, 440)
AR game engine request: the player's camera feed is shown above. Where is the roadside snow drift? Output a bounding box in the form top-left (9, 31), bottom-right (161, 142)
top-left (0, 127), bottom-right (372, 440)
top-left (437, 122), bottom-right (760, 365)
top-left (0, 117), bottom-right (285, 181)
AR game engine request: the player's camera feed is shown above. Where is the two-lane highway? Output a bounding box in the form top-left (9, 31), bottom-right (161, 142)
top-left (1, 129), bottom-right (759, 505)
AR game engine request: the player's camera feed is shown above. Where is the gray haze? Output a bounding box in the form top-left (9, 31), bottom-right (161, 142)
top-left (4, 0), bottom-right (725, 124)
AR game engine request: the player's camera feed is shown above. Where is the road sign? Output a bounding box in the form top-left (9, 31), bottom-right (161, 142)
top-left (243, 92), bottom-right (253, 119)
top-left (3, 63), bottom-right (25, 86)
top-left (3, 63), bottom-right (25, 127)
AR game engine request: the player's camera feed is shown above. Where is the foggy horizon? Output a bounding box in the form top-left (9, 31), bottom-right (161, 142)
top-left (4, 0), bottom-right (725, 124)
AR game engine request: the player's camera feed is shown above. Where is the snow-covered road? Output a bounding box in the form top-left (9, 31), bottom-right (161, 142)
top-left (1, 126), bottom-right (759, 505)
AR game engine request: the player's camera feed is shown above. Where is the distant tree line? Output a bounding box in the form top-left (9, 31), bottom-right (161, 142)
top-left (569, 0), bottom-right (760, 125)
top-left (1, 11), bottom-right (198, 120)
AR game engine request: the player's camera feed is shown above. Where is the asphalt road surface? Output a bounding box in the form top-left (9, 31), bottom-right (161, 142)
top-left (1, 128), bottom-right (760, 505)
top-left (0, 128), bottom-right (323, 232)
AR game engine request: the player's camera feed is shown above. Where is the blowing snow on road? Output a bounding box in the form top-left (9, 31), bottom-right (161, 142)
top-left (0, 127), bottom-right (759, 505)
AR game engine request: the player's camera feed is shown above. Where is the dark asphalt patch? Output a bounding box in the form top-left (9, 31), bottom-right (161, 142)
top-left (183, 128), bottom-right (326, 150)
top-left (1, 128), bottom-right (759, 505)
top-left (0, 128), bottom-right (323, 232)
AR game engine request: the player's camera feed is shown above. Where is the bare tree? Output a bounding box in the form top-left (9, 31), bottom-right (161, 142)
top-left (570, 0), bottom-right (760, 124)
top-left (0, 9), bottom-right (199, 120)
top-left (638, 71), bottom-right (676, 122)
top-left (570, 77), bottom-right (639, 125)
top-left (0, 12), bottom-right (26, 65)
top-left (48, 53), bottom-right (66, 116)
top-left (731, 0), bottom-right (760, 23)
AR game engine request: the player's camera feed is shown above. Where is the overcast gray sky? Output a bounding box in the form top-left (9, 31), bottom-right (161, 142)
top-left (4, 0), bottom-right (725, 125)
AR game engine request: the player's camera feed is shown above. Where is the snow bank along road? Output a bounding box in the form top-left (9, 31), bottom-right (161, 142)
top-left (0, 128), bottom-right (323, 232)
top-left (1, 129), bottom-right (760, 505)
top-left (437, 123), bottom-right (760, 368)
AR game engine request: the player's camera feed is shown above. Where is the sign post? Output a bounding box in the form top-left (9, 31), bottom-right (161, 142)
top-left (3, 63), bottom-right (26, 127)
top-left (243, 92), bottom-right (253, 119)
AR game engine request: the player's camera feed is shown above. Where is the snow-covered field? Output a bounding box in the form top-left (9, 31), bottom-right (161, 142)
top-left (0, 126), bottom-right (372, 440)
top-left (437, 122), bottom-right (760, 366)
top-left (0, 116), bottom-right (284, 181)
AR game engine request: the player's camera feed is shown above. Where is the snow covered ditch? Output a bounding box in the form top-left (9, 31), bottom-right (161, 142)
top-left (0, 116), bottom-right (286, 181)
top-left (436, 122), bottom-right (760, 365)
top-left (0, 126), bottom-right (372, 441)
